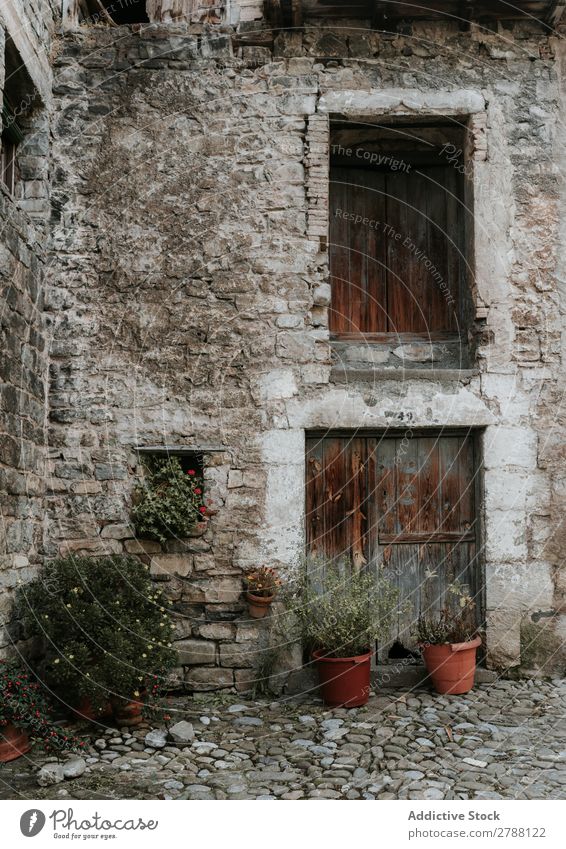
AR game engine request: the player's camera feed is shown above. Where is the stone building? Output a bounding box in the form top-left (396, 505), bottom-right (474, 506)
top-left (1, 0), bottom-right (566, 692)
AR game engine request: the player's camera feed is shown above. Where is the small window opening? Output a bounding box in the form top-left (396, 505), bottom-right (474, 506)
top-left (99, 0), bottom-right (150, 24)
top-left (132, 449), bottom-right (207, 538)
top-left (136, 448), bottom-right (204, 478)
top-left (1, 103), bottom-right (21, 195)
top-left (140, 452), bottom-right (206, 517)
top-left (1, 38), bottom-right (34, 197)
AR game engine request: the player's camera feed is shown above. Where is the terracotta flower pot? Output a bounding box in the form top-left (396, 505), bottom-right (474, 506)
top-left (421, 635), bottom-right (482, 695)
top-left (72, 697), bottom-right (113, 722)
top-left (246, 592), bottom-right (274, 619)
top-left (111, 694), bottom-right (145, 727)
top-left (0, 722), bottom-right (32, 763)
top-left (313, 649), bottom-right (372, 708)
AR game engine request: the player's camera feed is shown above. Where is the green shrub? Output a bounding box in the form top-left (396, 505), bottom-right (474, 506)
top-left (0, 660), bottom-right (85, 754)
top-left (18, 556), bottom-right (177, 710)
top-left (131, 456), bottom-right (206, 544)
top-left (286, 557), bottom-right (401, 658)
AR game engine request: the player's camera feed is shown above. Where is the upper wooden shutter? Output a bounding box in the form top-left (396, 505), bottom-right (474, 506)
top-left (329, 165), bottom-right (462, 335)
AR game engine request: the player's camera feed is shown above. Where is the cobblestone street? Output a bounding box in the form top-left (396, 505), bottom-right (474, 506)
top-left (2, 679), bottom-right (565, 801)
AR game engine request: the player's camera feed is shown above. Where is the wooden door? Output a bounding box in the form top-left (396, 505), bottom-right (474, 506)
top-left (329, 166), bottom-right (462, 336)
top-left (305, 432), bottom-right (481, 654)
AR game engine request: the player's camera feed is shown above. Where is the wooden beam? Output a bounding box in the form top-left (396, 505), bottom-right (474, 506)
top-left (546, 0), bottom-right (566, 25)
top-left (379, 532), bottom-right (476, 544)
top-left (307, 1), bottom-right (559, 22)
top-left (266, 0), bottom-right (284, 26)
top-left (62, 0), bottom-right (80, 30)
top-left (291, 0), bottom-right (303, 27)
top-left (371, 1), bottom-right (386, 28)
top-left (146, 0), bottom-right (201, 22)
top-left (89, 0), bottom-right (117, 25)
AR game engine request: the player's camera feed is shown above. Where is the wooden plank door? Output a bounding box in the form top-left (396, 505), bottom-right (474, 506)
top-left (305, 432), bottom-right (481, 657)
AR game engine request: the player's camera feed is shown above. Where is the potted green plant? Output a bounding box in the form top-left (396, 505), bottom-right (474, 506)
top-left (415, 583), bottom-right (481, 695)
top-left (131, 457), bottom-right (207, 544)
top-left (18, 556), bottom-right (177, 726)
top-left (290, 558), bottom-right (400, 707)
top-left (0, 661), bottom-right (85, 762)
top-left (244, 566), bottom-right (281, 618)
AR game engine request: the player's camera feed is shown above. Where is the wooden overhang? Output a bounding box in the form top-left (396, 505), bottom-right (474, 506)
top-left (266, 0), bottom-right (566, 27)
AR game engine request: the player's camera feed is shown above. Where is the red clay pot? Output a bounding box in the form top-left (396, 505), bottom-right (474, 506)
top-left (111, 695), bottom-right (144, 727)
top-left (73, 697), bottom-right (113, 722)
top-left (421, 636), bottom-right (482, 695)
top-left (246, 592), bottom-right (274, 619)
top-left (313, 649), bottom-right (372, 708)
top-left (0, 722), bottom-right (32, 763)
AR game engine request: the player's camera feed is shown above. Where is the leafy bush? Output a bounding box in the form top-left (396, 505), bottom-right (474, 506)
top-left (131, 456), bottom-right (206, 544)
top-left (286, 557), bottom-right (401, 658)
top-left (0, 661), bottom-right (85, 754)
top-left (415, 582), bottom-right (478, 645)
top-left (18, 556), bottom-right (177, 710)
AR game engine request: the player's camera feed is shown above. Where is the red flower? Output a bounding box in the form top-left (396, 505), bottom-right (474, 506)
top-left (199, 506), bottom-right (207, 514)
top-left (187, 469), bottom-right (196, 476)
top-left (194, 488), bottom-right (202, 495)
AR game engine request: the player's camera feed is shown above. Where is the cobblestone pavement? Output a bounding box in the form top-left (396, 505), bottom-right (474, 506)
top-left (1, 679), bottom-right (565, 800)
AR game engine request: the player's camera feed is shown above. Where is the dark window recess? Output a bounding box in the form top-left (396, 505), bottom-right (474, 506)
top-left (99, 0), bottom-right (150, 23)
top-left (1, 35), bottom-right (35, 197)
top-left (136, 448), bottom-right (204, 478)
top-left (1, 101), bottom-right (22, 195)
top-left (1, 37), bottom-right (37, 197)
top-left (177, 452), bottom-right (204, 477)
top-left (329, 121), bottom-right (472, 339)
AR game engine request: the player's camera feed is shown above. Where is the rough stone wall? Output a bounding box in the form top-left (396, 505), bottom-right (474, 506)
top-left (0, 0), bottom-right (55, 653)
top-left (46, 16), bottom-right (566, 688)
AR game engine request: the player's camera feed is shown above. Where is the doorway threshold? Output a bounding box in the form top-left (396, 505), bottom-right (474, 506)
top-left (373, 664), bottom-right (497, 689)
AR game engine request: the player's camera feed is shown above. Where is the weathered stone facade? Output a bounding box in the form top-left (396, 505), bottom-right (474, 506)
top-left (0, 0), bottom-right (55, 650)
top-left (1, 1), bottom-right (566, 687)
